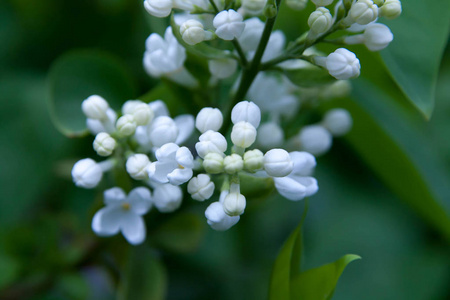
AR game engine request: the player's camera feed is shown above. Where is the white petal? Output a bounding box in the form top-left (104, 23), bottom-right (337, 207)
top-left (153, 184), bottom-right (183, 212)
top-left (176, 146), bottom-right (194, 168)
top-left (128, 187), bottom-right (152, 215)
top-left (147, 161), bottom-right (175, 183)
top-left (167, 167), bottom-right (193, 185)
top-left (155, 142), bottom-right (179, 161)
top-left (205, 202), bottom-right (240, 231)
top-left (174, 114), bottom-right (195, 144)
top-left (92, 206), bottom-right (121, 236)
top-left (120, 213), bottom-right (146, 245)
top-left (104, 187), bottom-right (127, 205)
top-left (273, 176), bottom-right (307, 201)
top-left (289, 151), bottom-right (316, 176)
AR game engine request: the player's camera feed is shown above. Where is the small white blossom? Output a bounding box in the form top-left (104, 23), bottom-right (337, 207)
top-left (322, 108), bottom-right (353, 136)
top-left (243, 149), bottom-right (264, 172)
top-left (152, 183), bottom-right (183, 212)
top-left (149, 100), bottom-right (170, 118)
top-left (348, 0), bottom-right (378, 25)
top-left (379, 0), bottom-right (401, 19)
top-left (205, 192), bottom-right (240, 231)
top-left (231, 101), bottom-right (261, 128)
top-left (72, 158), bottom-right (103, 189)
top-left (126, 154), bottom-right (151, 180)
top-left (93, 132), bottom-right (116, 157)
top-left (144, 0), bottom-right (173, 18)
top-left (208, 58), bottom-right (238, 79)
top-left (273, 152), bottom-right (318, 201)
top-left (231, 121), bottom-right (257, 148)
top-left (238, 18), bottom-right (265, 52)
top-left (344, 23), bottom-right (393, 51)
top-left (241, 0), bottom-right (267, 15)
top-left (148, 143), bottom-right (194, 185)
top-left (86, 108), bottom-right (117, 135)
top-left (180, 19), bottom-right (211, 45)
top-left (174, 114), bottom-right (195, 145)
top-left (195, 107), bottom-right (223, 133)
top-left (92, 187), bottom-right (152, 245)
top-left (195, 130), bottom-right (228, 158)
top-left (263, 149), bottom-right (294, 177)
top-left (82, 95), bottom-right (109, 120)
top-left (298, 125), bottom-right (332, 156)
top-left (315, 48), bottom-right (360, 80)
top-left (257, 122), bottom-right (284, 149)
top-left (223, 191), bottom-right (246, 216)
top-left (116, 115), bottom-right (137, 137)
top-left (308, 7), bottom-right (333, 35)
top-left (149, 116), bottom-right (179, 147)
top-left (203, 152), bottom-right (225, 174)
top-left (223, 154), bottom-right (244, 174)
top-left (312, 0), bottom-right (334, 6)
top-left (122, 100), bottom-right (154, 126)
top-left (188, 174), bottom-right (215, 201)
top-left (213, 9), bottom-right (245, 41)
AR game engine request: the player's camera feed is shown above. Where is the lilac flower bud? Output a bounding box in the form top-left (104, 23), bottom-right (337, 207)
top-left (195, 107), bottom-right (223, 133)
top-left (72, 158), bottom-right (103, 189)
top-left (213, 9), bottom-right (245, 40)
top-left (82, 95), bottom-right (109, 120)
top-left (93, 132), bottom-right (116, 157)
top-left (263, 149), bottom-right (293, 177)
top-left (188, 174), bottom-right (215, 201)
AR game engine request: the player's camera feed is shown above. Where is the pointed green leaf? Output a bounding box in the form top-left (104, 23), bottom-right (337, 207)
top-left (380, 0), bottom-right (450, 118)
top-left (170, 14), bottom-right (235, 60)
top-left (47, 50), bottom-right (136, 137)
top-left (290, 254), bottom-right (361, 300)
top-left (118, 246), bottom-right (167, 300)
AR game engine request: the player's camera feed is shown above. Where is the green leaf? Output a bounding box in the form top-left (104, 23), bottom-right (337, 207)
top-left (47, 50), bottom-right (136, 137)
top-left (268, 202), bottom-right (308, 300)
top-left (0, 252), bottom-right (20, 289)
top-left (326, 79), bottom-right (450, 241)
top-left (239, 173), bottom-right (275, 199)
top-left (283, 65), bottom-right (336, 88)
top-left (290, 254), bottom-right (361, 300)
top-left (151, 213), bottom-right (205, 253)
top-left (118, 245), bottom-right (167, 300)
top-left (380, 0), bottom-right (450, 118)
top-left (170, 14), bottom-right (235, 60)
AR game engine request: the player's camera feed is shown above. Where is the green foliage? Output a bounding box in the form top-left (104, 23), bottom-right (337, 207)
top-left (47, 50), bottom-right (136, 137)
top-left (282, 65), bottom-right (336, 87)
top-left (380, 0), bottom-right (450, 118)
top-left (118, 246), bottom-right (167, 300)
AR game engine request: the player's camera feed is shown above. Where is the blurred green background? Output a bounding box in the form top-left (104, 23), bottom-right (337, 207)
top-left (0, 0), bottom-right (449, 299)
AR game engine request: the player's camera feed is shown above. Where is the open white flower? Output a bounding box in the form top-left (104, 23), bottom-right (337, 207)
top-left (92, 187), bottom-right (152, 245)
top-left (205, 191), bottom-right (240, 231)
top-left (148, 142), bottom-right (194, 185)
top-left (273, 152), bottom-right (318, 201)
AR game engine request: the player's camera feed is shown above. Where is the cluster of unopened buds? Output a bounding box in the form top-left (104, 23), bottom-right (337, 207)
top-left (70, 0), bottom-right (401, 245)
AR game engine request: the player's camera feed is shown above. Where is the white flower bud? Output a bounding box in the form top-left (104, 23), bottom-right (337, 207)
top-left (208, 58), bottom-right (238, 79)
top-left (149, 116), bottom-right (178, 147)
top-left (86, 108), bottom-right (117, 135)
top-left (308, 7), bottom-right (333, 34)
top-left (213, 9), bottom-right (245, 41)
top-left (379, 0), bottom-right (401, 19)
top-left (223, 154), bottom-right (244, 174)
top-left (205, 200), bottom-right (240, 231)
top-left (203, 152), bottom-right (224, 174)
top-left (257, 122), bottom-right (284, 149)
top-left (316, 48), bottom-right (360, 80)
top-left (263, 149), bottom-right (294, 177)
top-left (243, 149), bottom-right (264, 172)
top-left (82, 95), bottom-right (109, 120)
top-left (196, 130), bottom-right (228, 158)
top-left (149, 100), bottom-right (169, 118)
top-left (195, 107), bottom-right (223, 133)
top-left (180, 19), bottom-right (207, 45)
top-left (188, 174), bottom-right (215, 201)
top-left (241, 0), bottom-right (267, 15)
top-left (363, 23), bottom-right (393, 51)
top-left (122, 100), bottom-right (154, 126)
top-left (348, 0), bottom-right (378, 25)
top-left (116, 114), bottom-right (137, 137)
top-left (223, 192), bottom-right (246, 216)
top-left (231, 121), bottom-right (257, 148)
top-left (231, 101), bottom-right (261, 128)
top-left (153, 184), bottom-right (183, 213)
top-left (312, 0), bottom-right (334, 6)
top-left (144, 0), bottom-right (173, 18)
top-left (322, 108), bottom-right (353, 136)
top-left (298, 125), bottom-right (332, 155)
top-left (286, 0), bottom-right (308, 10)
top-left (72, 158), bottom-right (103, 189)
top-left (93, 132), bottom-right (116, 156)
top-left (126, 154), bottom-right (151, 180)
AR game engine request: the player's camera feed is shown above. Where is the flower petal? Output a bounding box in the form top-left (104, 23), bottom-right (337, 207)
top-left (155, 142), bottom-right (179, 161)
top-left (128, 187), bottom-right (152, 215)
top-left (147, 161), bottom-right (174, 183)
top-left (174, 114), bottom-right (195, 145)
top-left (205, 202), bottom-right (240, 231)
top-left (176, 146), bottom-right (194, 168)
top-left (92, 206), bottom-right (121, 236)
top-left (104, 187), bottom-right (126, 205)
top-left (167, 167), bottom-right (193, 185)
top-left (120, 213), bottom-right (146, 245)
top-left (273, 176), bottom-right (307, 201)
